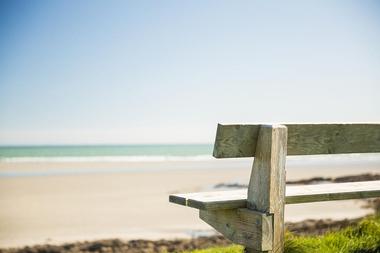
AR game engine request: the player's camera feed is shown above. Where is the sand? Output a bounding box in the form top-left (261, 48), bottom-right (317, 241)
top-left (0, 156), bottom-right (379, 248)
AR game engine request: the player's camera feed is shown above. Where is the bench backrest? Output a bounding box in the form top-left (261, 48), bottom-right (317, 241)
top-left (213, 123), bottom-right (380, 158)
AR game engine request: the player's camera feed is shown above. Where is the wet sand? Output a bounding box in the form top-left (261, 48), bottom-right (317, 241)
top-left (0, 156), bottom-right (379, 247)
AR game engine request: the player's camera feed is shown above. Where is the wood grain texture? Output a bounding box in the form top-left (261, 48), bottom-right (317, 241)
top-left (285, 180), bottom-right (380, 204)
top-left (213, 124), bottom-right (260, 159)
top-left (169, 180), bottom-right (380, 210)
top-left (247, 125), bottom-right (287, 253)
top-left (200, 208), bottom-right (272, 251)
top-left (169, 191), bottom-right (247, 210)
top-left (213, 123), bottom-right (380, 158)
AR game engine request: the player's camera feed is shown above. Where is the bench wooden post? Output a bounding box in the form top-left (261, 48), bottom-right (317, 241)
top-left (246, 125), bottom-right (287, 253)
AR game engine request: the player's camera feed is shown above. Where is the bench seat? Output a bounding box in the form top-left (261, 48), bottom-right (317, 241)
top-left (170, 180), bottom-right (380, 210)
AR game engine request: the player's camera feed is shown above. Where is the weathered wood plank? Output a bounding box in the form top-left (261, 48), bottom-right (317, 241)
top-left (200, 208), bottom-right (273, 251)
top-left (213, 124), bottom-right (260, 159)
top-left (169, 180), bottom-right (380, 210)
top-left (286, 180), bottom-right (380, 204)
top-left (213, 123), bottom-right (380, 158)
top-left (169, 191), bottom-right (247, 210)
top-left (247, 125), bottom-right (287, 253)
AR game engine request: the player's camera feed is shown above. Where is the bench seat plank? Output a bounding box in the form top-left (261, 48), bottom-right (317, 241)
top-left (169, 180), bottom-right (380, 210)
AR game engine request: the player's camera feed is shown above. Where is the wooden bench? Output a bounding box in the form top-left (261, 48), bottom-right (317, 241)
top-left (169, 124), bottom-right (380, 253)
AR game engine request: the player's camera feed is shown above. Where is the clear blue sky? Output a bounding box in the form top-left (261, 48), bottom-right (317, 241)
top-left (0, 0), bottom-right (379, 145)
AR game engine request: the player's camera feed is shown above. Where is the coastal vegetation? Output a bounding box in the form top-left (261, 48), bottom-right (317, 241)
top-left (186, 215), bottom-right (380, 253)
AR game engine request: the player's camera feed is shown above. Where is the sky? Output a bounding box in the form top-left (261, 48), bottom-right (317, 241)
top-left (0, 0), bottom-right (379, 145)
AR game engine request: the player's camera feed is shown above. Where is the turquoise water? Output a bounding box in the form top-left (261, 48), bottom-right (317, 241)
top-left (0, 144), bottom-right (213, 159)
top-left (0, 144), bottom-right (215, 177)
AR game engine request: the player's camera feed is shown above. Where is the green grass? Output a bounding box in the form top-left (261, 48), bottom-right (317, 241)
top-left (184, 245), bottom-right (243, 253)
top-left (185, 215), bottom-right (380, 253)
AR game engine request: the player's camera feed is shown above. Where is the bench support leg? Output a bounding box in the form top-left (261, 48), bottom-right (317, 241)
top-left (246, 125), bottom-right (287, 253)
top-left (200, 208), bottom-right (273, 251)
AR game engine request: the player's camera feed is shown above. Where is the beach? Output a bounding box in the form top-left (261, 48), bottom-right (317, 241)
top-left (1, 155), bottom-right (380, 248)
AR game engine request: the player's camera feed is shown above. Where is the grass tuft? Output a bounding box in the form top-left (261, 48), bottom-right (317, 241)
top-left (185, 215), bottom-right (380, 253)
top-left (183, 245), bottom-right (243, 253)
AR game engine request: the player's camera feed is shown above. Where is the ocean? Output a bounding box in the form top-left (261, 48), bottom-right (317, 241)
top-left (1, 144), bottom-right (380, 164)
top-left (0, 144), bottom-right (214, 162)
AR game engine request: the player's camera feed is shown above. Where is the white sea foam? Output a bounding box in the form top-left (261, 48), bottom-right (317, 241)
top-left (0, 155), bottom-right (214, 163)
top-left (1, 153), bottom-right (380, 165)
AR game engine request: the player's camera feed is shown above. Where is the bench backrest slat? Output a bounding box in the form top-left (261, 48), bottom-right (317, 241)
top-left (213, 123), bottom-right (380, 158)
